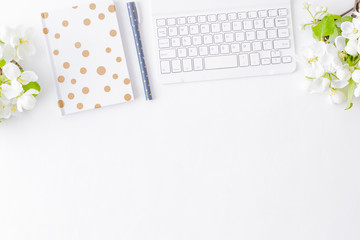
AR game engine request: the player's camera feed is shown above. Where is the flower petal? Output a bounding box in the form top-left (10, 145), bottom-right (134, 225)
top-left (354, 86), bottom-right (360, 98)
top-left (1, 80), bottom-right (23, 99)
top-left (345, 40), bottom-right (358, 55)
top-left (17, 44), bottom-right (36, 59)
top-left (335, 36), bottom-right (346, 51)
top-left (2, 62), bottom-right (21, 80)
top-left (353, 70), bottom-right (360, 83)
top-left (2, 44), bottom-right (16, 62)
top-left (18, 95), bottom-right (36, 111)
top-left (20, 71), bottom-right (38, 84)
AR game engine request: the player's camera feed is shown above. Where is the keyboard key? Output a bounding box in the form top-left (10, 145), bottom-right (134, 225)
top-left (272, 57), bottom-right (281, 64)
top-left (214, 34), bottom-right (224, 43)
top-left (267, 29), bottom-right (277, 39)
top-left (201, 24), bottom-right (210, 34)
top-left (179, 26), bottom-right (189, 35)
top-left (188, 16), bottom-right (197, 24)
top-left (238, 12), bottom-right (247, 19)
top-left (275, 18), bottom-right (288, 27)
top-left (168, 27), bottom-right (178, 36)
top-left (271, 51), bottom-right (281, 57)
top-left (167, 18), bottom-right (176, 25)
top-left (243, 21), bottom-right (253, 30)
top-left (231, 43), bottom-right (240, 53)
top-left (190, 25), bottom-right (199, 34)
top-left (268, 9), bottom-right (277, 17)
top-left (193, 36), bottom-right (202, 45)
top-left (274, 39), bottom-right (290, 49)
top-left (258, 10), bottom-right (267, 18)
top-left (158, 28), bottom-right (167, 38)
top-left (211, 23), bottom-right (221, 32)
top-left (172, 60), bottom-right (182, 72)
top-left (263, 41), bottom-right (273, 50)
top-left (198, 15), bottom-right (207, 23)
top-left (157, 19), bottom-right (166, 26)
top-left (242, 42), bottom-right (251, 52)
top-left (246, 31), bottom-right (256, 41)
top-left (252, 41), bottom-right (262, 51)
top-left (199, 46), bottom-right (209, 56)
top-left (250, 53), bottom-right (260, 66)
top-left (182, 37), bottom-right (191, 46)
top-left (159, 39), bottom-right (170, 48)
top-left (160, 61), bottom-right (171, 73)
top-left (225, 33), bottom-right (234, 42)
top-left (209, 45), bottom-right (219, 55)
top-left (204, 35), bottom-right (213, 44)
top-left (278, 28), bottom-right (289, 38)
top-left (177, 17), bottom-right (186, 25)
top-left (222, 22), bottom-right (231, 32)
top-left (220, 45), bottom-right (230, 54)
top-left (257, 30), bottom-right (266, 39)
top-left (189, 47), bottom-right (198, 57)
top-left (183, 59), bottom-right (193, 72)
top-left (218, 13), bottom-right (227, 21)
top-left (248, 11), bottom-right (257, 18)
top-left (282, 56), bottom-right (292, 63)
top-left (233, 21), bottom-right (242, 31)
top-left (178, 48), bottom-right (187, 58)
top-left (228, 13), bottom-right (237, 20)
top-left (239, 54), bottom-right (249, 67)
top-left (254, 19), bottom-right (264, 29)
top-left (160, 49), bottom-right (176, 59)
top-left (265, 19), bottom-right (275, 28)
top-left (171, 38), bottom-right (181, 47)
top-left (261, 58), bottom-right (271, 65)
top-left (278, 8), bottom-right (288, 16)
top-left (260, 51), bottom-right (271, 59)
top-left (204, 55), bottom-right (238, 70)
top-left (235, 32), bottom-right (245, 41)
top-left (208, 14), bottom-right (217, 22)
top-left (194, 58), bottom-right (204, 71)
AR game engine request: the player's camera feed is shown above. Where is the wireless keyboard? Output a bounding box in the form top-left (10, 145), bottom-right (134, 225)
top-left (152, 1), bottom-right (296, 84)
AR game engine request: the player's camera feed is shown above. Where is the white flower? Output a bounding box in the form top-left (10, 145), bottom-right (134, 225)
top-left (352, 70), bottom-right (360, 97)
top-left (1, 80), bottom-right (23, 100)
top-left (302, 42), bottom-right (327, 78)
top-left (0, 97), bottom-right (12, 119)
top-left (330, 89), bottom-right (346, 104)
top-left (9, 26), bottom-right (36, 59)
top-left (344, 39), bottom-right (359, 55)
top-left (16, 89), bottom-right (39, 112)
top-left (341, 18), bottom-right (360, 40)
top-left (2, 62), bottom-right (38, 85)
top-left (335, 36), bottom-right (346, 51)
top-left (305, 77), bottom-right (330, 93)
top-left (332, 67), bottom-right (351, 88)
top-left (0, 26), bottom-right (13, 44)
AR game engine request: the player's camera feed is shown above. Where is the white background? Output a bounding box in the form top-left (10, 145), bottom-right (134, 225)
top-left (1, 0), bottom-right (360, 239)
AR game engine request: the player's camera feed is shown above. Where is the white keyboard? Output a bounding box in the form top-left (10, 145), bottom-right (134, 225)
top-left (152, 2), bottom-right (296, 84)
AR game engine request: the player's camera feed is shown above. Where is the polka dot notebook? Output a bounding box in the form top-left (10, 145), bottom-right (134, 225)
top-left (41, 0), bottom-right (134, 115)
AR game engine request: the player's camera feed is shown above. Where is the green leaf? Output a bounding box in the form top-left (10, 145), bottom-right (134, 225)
top-left (312, 14), bottom-right (336, 41)
top-left (346, 79), bottom-right (356, 110)
top-left (0, 59), bottom-right (5, 68)
top-left (22, 81), bottom-right (41, 97)
top-left (337, 16), bottom-right (353, 24)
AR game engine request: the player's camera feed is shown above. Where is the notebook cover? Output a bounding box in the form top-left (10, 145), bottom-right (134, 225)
top-left (41, 0), bottom-right (134, 115)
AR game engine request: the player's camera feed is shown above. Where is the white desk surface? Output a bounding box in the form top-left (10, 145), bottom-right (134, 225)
top-left (1, 0), bottom-right (360, 239)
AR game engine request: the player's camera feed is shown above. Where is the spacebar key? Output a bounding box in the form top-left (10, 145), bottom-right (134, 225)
top-left (204, 55), bottom-right (238, 70)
